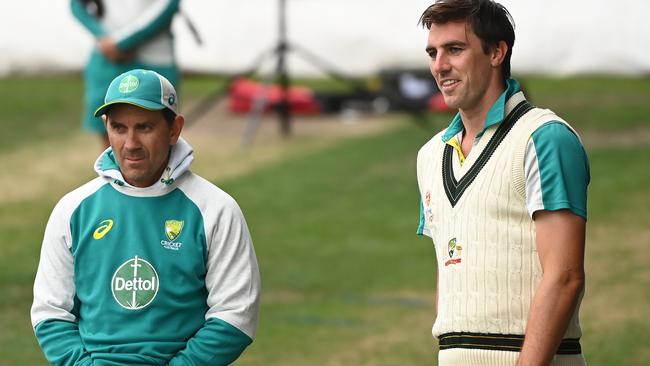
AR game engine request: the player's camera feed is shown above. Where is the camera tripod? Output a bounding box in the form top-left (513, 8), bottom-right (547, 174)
top-left (185, 0), bottom-right (370, 148)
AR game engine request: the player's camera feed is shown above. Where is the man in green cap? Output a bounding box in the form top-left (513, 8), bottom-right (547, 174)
top-left (31, 69), bottom-right (261, 366)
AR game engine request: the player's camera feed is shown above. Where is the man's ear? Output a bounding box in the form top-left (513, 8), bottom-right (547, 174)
top-left (102, 114), bottom-right (108, 126)
top-left (491, 40), bottom-right (508, 68)
top-left (170, 114), bottom-right (185, 144)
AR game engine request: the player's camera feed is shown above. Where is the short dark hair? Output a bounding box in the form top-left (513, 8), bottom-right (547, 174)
top-left (419, 0), bottom-right (515, 80)
top-left (161, 108), bottom-right (177, 125)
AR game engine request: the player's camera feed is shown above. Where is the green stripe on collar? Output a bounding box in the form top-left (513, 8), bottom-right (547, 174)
top-left (441, 78), bottom-right (521, 142)
top-left (442, 100), bottom-right (533, 207)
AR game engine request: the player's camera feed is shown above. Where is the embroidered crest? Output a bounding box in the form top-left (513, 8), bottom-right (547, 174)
top-left (445, 238), bottom-right (463, 266)
top-left (161, 220), bottom-right (184, 251)
top-left (165, 220), bottom-right (184, 241)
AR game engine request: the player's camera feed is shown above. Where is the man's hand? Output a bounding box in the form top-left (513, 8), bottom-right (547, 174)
top-left (97, 37), bottom-right (134, 63)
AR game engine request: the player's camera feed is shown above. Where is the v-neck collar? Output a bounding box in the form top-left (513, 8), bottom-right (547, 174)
top-left (441, 98), bottom-right (533, 207)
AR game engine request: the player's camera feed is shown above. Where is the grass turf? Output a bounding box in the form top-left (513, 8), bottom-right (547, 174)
top-left (0, 74), bottom-right (648, 365)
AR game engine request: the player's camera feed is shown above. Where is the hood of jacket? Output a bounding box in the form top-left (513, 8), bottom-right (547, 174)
top-left (94, 137), bottom-right (194, 190)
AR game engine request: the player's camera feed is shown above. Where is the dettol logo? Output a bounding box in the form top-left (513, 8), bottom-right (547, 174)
top-left (111, 256), bottom-right (159, 310)
top-left (118, 75), bottom-right (139, 93)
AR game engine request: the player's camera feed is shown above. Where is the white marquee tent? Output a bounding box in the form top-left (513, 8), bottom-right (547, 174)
top-left (0, 0), bottom-right (648, 77)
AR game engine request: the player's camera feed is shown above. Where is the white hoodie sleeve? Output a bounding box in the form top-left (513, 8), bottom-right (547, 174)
top-left (31, 196), bottom-right (78, 327)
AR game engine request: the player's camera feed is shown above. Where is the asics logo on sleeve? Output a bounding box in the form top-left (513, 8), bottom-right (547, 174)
top-left (93, 219), bottom-right (114, 240)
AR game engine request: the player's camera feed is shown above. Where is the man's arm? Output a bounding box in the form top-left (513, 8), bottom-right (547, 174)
top-left (70, 0), bottom-right (105, 37)
top-left (167, 197), bottom-right (261, 366)
top-left (110, 0), bottom-right (179, 52)
top-left (34, 320), bottom-right (93, 366)
top-left (70, 0), bottom-right (132, 62)
top-left (517, 209), bottom-right (585, 366)
top-left (166, 318), bottom-right (253, 366)
top-left (517, 121), bottom-right (590, 365)
top-left (31, 201), bottom-right (93, 366)
top-left (96, 37), bottom-right (134, 63)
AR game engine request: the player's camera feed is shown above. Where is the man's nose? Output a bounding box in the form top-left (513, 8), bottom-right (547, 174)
top-left (124, 130), bottom-right (141, 149)
top-left (431, 53), bottom-right (450, 75)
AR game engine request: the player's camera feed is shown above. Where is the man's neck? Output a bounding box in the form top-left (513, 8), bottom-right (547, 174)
top-left (458, 81), bottom-right (506, 156)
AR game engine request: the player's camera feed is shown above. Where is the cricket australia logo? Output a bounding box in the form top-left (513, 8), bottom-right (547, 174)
top-left (444, 238), bottom-right (463, 266)
top-left (111, 256), bottom-right (159, 310)
top-left (161, 220), bottom-right (184, 251)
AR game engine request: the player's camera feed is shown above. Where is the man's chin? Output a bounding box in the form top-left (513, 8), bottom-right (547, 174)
top-left (442, 97), bottom-right (460, 110)
top-left (122, 171), bottom-right (149, 187)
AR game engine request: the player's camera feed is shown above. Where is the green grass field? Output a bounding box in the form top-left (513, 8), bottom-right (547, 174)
top-left (1, 74), bottom-right (649, 365)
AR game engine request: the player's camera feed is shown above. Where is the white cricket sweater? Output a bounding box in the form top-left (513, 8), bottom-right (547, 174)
top-left (417, 92), bottom-right (584, 352)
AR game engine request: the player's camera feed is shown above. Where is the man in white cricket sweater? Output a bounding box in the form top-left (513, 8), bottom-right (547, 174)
top-left (415, 1), bottom-right (590, 365)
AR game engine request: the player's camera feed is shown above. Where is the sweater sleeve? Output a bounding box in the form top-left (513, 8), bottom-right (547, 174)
top-left (31, 200), bottom-right (92, 365)
top-left (111, 0), bottom-right (180, 52)
top-left (70, 0), bottom-right (105, 38)
top-left (167, 196), bottom-right (260, 365)
top-left (34, 320), bottom-right (93, 366)
top-left (524, 121), bottom-right (590, 219)
top-left (167, 318), bottom-right (252, 366)
top-left (416, 143), bottom-right (434, 238)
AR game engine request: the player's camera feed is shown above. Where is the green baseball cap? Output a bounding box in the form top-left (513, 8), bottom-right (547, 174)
top-left (94, 69), bottom-right (178, 117)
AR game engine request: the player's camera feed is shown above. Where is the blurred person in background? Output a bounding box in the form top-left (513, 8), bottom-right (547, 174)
top-left (415, 1), bottom-right (590, 365)
top-left (71, 0), bottom-right (181, 149)
top-left (31, 69), bottom-right (260, 365)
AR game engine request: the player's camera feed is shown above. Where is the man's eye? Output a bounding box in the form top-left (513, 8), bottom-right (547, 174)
top-left (449, 47), bottom-right (462, 54)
